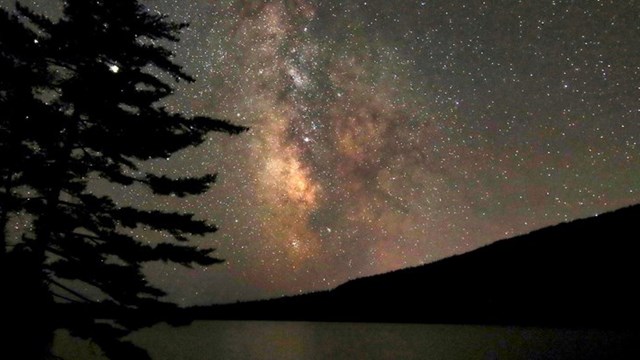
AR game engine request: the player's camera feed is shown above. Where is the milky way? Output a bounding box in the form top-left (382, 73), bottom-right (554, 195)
top-left (6, 0), bottom-right (640, 304)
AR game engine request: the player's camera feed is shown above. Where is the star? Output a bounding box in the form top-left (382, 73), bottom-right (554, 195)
top-left (9, 0), bottom-right (638, 305)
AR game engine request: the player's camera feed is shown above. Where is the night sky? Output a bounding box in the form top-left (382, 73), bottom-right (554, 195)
top-left (5, 0), bottom-right (639, 305)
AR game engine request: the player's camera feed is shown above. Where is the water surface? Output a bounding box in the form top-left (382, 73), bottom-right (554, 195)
top-left (123, 321), bottom-right (638, 360)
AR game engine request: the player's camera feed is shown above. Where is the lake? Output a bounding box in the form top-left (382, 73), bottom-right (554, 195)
top-left (54, 321), bottom-right (639, 359)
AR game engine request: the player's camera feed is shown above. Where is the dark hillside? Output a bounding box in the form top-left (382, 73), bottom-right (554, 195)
top-left (192, 204), bottom-right (640, 327)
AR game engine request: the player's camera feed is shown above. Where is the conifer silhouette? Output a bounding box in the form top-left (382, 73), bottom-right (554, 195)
top-left (1, 1), bottom-right (246, 358)
top-left (0, 7), bottom-right (50, 259)
top-left (1, 7), bottom-right (59, 359)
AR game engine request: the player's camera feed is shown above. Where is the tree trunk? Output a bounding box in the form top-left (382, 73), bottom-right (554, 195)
top-left (0, 171), bottom-right (12, 259)
top-left (9, 138), bottom-right (73, 359)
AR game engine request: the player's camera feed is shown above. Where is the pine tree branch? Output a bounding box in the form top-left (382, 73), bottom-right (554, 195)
top-left (142, 173), bottom-right (217, 197)
top-left (115, 207), bottom-right (217, 238)
top-left (46, 245), bottom-right (80, 262)
top-left (52, 291), bottom-right (84, 304)
top-left (191, 116), bottom-right (249, 135)
top-left (49, 278), bottom-right (95, 304)
top-left (69, 232), bottom-right (102, 246)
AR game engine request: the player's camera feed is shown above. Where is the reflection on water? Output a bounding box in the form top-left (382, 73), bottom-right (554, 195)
top-left (116, 321), bottom-right (639, 360)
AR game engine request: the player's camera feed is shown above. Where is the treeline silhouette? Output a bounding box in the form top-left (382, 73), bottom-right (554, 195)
top-left (190, 204), bottom-right (640, 328)
top-left (0, 1), bottom-right (245, 359)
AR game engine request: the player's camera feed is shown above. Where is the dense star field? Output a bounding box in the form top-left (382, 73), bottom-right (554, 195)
top-left (4, 0), bottom-right (639, 305)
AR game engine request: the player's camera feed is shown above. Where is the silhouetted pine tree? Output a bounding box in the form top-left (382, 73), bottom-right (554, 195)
top-left (0, 7), bottom-right (50, 259)
top-left (1, 1), bottom-right (247, 358)
top-left (0, 7), bottom-right (61, 360)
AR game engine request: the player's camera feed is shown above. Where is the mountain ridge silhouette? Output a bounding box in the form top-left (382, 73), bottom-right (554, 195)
top-left (188, 203), bottom-right (640, 327)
